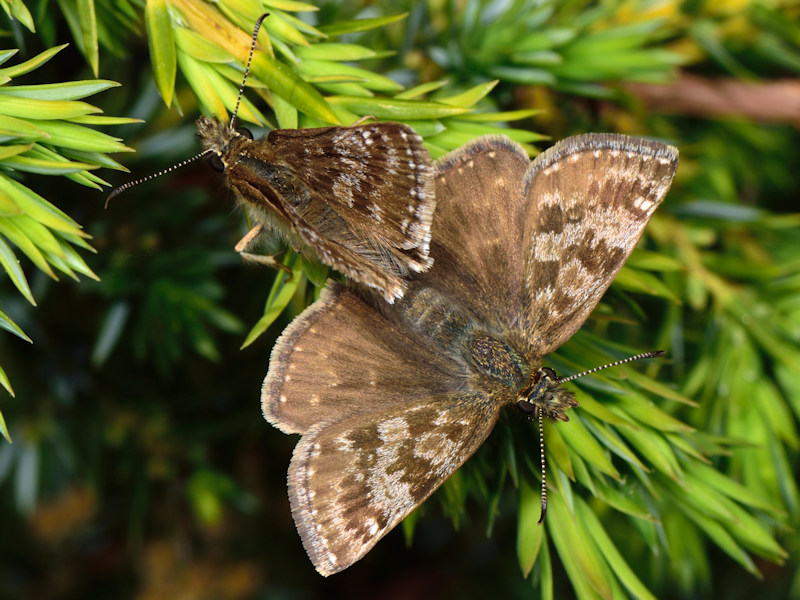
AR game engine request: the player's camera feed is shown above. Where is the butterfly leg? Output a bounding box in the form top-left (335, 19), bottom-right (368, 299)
top-left (351, 115), bottom-right (377, 126)
top-left (235, 224), bottom-right (293, 278)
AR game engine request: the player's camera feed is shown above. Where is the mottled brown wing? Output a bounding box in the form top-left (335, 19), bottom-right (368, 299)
top-left (263, 283), bottom-right (469, 435)
top-left (266, 122), bottom-right (435, 266)
top-left (521, 134), bottom-right (678, 355)
top-left (229, 158), bottom-right (414, 302)
top-left (288, 389), bottom-right (502, 576)
top-left (423, 135), bottom-right (530, 332)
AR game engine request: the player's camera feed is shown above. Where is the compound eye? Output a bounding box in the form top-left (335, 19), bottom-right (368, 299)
top-left (237, 127), bottom-right (253, 140)
top-left (516, 400), bottom-right (536, 415)
top-left (541, 367), bottom-right (557, 379)
top-left (209, 154), bottom-right (225, 172)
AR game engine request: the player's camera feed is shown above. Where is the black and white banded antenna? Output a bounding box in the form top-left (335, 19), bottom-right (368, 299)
top-left (537, 349), bottom-right (666, 524)
top-left (229, 12), bottom-right (269, 131)
top-left (556, 350), bottom-right (666, 385)
top-left (105, 13), bottom-right (270, 208)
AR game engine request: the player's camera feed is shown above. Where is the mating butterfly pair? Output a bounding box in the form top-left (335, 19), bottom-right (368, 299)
top-left (109, 14), bottom-right (678, 577)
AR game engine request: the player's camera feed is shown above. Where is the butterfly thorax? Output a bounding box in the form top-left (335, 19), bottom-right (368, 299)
top-left (468, 335), bottom-right (526, 387)
top-left (465, 333), bottom-right (579, 420)
top-left (516, 368), bottom-right (579, 422)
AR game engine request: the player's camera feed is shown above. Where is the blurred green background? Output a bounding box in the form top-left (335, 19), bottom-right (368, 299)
top-left (1, 1), bottom-right (799, 598)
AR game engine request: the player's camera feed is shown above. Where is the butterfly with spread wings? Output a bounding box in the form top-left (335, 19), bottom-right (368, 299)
top-left (263, 133), bottom-right (678, 576)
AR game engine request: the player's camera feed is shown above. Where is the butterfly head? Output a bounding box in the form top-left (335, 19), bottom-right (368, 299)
top-left (516, 367), bottom-right (579, 422)
top-left (196, 116), bottom-right (254, 172)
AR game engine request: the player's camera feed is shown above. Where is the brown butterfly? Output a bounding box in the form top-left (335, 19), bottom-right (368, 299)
top-left (107, 13), bottom-right (435, 303)
top-left (194, 116), bottom-right (435, 302)
top-left (262, 133), bottom-right (678, 575)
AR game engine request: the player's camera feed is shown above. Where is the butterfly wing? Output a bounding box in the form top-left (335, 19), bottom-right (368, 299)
top-left (288, 389), bottom-right (502, 576)
top-left (263, 283), bottom-right (469, 435)
top-left (228, 154), bottom-right (414, 301)
top-left (521, 134), bottom-right (678, 355)
top-left (266, 123), bottom-right (435, 270)
top-left (422, 135), bottom-right (531, 332)
top-left (264, 282), bottom-right (502, 575)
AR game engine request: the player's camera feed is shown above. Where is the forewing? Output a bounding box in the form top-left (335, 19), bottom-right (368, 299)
top-left (288, 390), bottom-right (502, 576)
top-left (263, 283), bottom-right (469, 434)
top-left (267, 123), bottom-right (435, 266)
top-left (522, 134), bottom-right (678, 354)
top-left (424, 135), bottom-right (530, 332)
top-left (228, 161), bottom-right (409, 301)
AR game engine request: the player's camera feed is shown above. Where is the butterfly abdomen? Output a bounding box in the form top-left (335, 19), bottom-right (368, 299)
top-left (399, 286), bottom-right (475, 354)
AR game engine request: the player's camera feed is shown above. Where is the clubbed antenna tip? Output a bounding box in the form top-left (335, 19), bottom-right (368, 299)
top-left (556, 350), bottom-right (666, 385)
top-left (230, 12), bottom-right (270, 130)
top-left (106, 15), bottom-right (272, 208)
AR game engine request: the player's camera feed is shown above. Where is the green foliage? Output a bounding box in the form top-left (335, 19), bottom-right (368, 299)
top-left (0, 45), bottom-right (133, 438)
top-left (0, 1), bottom-right (799, 599)
top-left (143, 0), bottom-right (541, 158)
top-left (420, 0), bottom-right (685, 95)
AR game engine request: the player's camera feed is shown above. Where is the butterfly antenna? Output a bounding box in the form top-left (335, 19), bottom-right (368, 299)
top-left (535, 350), bottom-right (665, 525)
top-left (230, 12), bottom-right (270, 131)
top-left (556, 350), bottom-right (666, 385)
top-left (537, 413), bottom-right (547, 524)
top-left (104, 149), bottom-right (213, 208)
